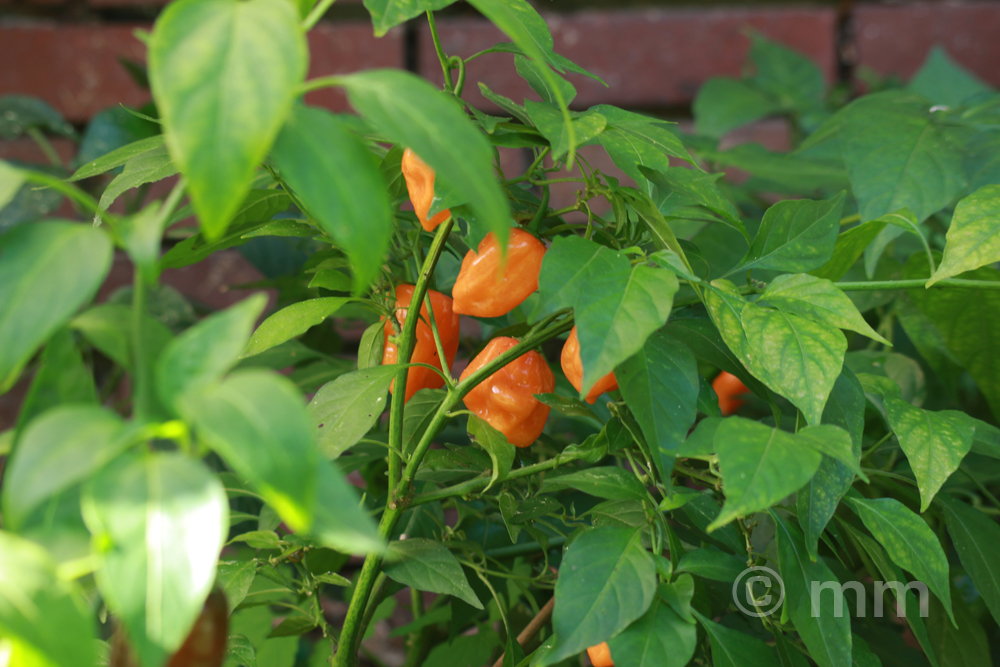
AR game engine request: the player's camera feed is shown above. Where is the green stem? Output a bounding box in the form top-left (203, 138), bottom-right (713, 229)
top-left (388, 218), bottom-right (454, 492)
top-left (299, 76), bottom-right (345, 96)
top-left (449, 56), bottom-right (466, 97)
top-left (484, 536), bottom-right (567, 559)
top-left (302, 0), bottom-right (337, 30)
top-left (26, 127), bottom-right (63, 168)
top-left (22, 171), bottom-right (116, 225)
top-left (526, 184), bottom-right (550, 235)
top-left (427, 11), bottom-right (454, 91)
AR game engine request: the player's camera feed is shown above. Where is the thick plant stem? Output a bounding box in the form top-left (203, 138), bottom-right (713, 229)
top-left (387, 219), bottom-right (454, 492)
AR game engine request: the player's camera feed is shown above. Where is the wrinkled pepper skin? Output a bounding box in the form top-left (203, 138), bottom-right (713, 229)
top-left (587, 643), bottom-right (614, 667)
top-left (401, 148), bottom-right (451, 231)
top-left (561, 326), bottom-right (618, 404)
top-left (712, 370), bottom-right (750, 415)
top-left (382, 284), bottom-right (460, 403)
top-left (452, 228), bottom-right (547, 317)
top-left (459, 337), bottom-right (555, 447)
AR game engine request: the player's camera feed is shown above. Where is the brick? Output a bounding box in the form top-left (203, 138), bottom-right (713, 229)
top-left (305, 23), bottom-right (405, 111)
top-left (419, 7), bottom-right (837, 112)
top-left (0, 23), bottom-right (150, 123)
top-left (854, 2), bottom-right (1000, 87)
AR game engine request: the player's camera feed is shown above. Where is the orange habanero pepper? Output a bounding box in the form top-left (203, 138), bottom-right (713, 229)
top-left (382, 284), bottom-right (460, 403)
top-left (587, 643), bottom-right (614, 667)
top-left (560, 326), bottom-right (618, 404)
top-left (401, 148), bottom-right (450, 232)
top-left (712, 371), bottom-right (750, 416)
top-left (452, 228), bottom-right (547, 318)
top-left (459, 337), bottom-right (554, 447)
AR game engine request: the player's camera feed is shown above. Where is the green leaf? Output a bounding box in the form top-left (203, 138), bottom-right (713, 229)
top-left (772, 512), bottom-right (852, 667)
top-left (271, 106), bottom-right (392, 292)
top-left (95, 144), bottom-right (178, 220)
top-left (693, 609), bottom-right (781, 667)
top-left (929, 185), bottom-right (1000, 285)
top-left (70, 134), bottom-right (166, 182)
top-left (927, 586), bottom-right (990, 667)
top-left (595, 106), bottom-right (693, 188)
top-left (537, 236), bottom-right (678, 394)
top-left (184, 370), bottom-right (319, 531)
top-left (533, 393), bottom-right (599, 421)
top-left (268, 615), bottom-right (317, 638)
top-left (524, 102), bottom-right (605, 161)
top-left (842, 494), bottom-right (954, 624)
top-left (796, 425), bottom-right (867, 481)
top-left (1, 406), bottom-right (130, 530)
top-left (402, 388), bottom-right (446, 456)
top-left (0, 531), bottom-right (96, 667)
top-left (761, 273), bottom-right (889, 344)
top-left (0, 160), bottom-right (25, 210)
top-left (908, 46), bottom-right (992, 108)
top-left (384, 538), bottom-right (483, 608)
top-left (467, 415), bottom-right (515, 493)
top-left (229, 529), bottom-right (281, 549)
top-left (736, 192), bottom-right (845, 274)
top-left (15, 327), bottom-right (97, 431)
top-left (642, 166), bottom-right (746, 240)
top-left (357, 321), bottom-right (385, 371)
top-left (749, 33), bottom-right (825, 112)
top-left (693, 77), bottom-right (781, 139)
top-left (708, 418), bottom-right (822, 530)
top-left (242, 297), bottom-right (350, 358)
top-left (798, 369), bottom-right (865, 561)
top-left (517, 56), bottom-right (576, 106)
top-left (217, 560), bottom-right (257, 611)
top-left (905, 255), bottom-right (1000, 420)
top-left (309, 459), bottom-right (383, 554)
top-left (608, 590), bottom-right (696, 667)
top-left (0, 95), bottom-right (75, 139)
top-left (675, 548), bottom-right (747, 582)
top-left (0, 222), bottom-right (112, 392)
top-left (743, 301), bottom-right (847, 425)
top-left (938, 495), bottom-right (1000, 626)
top-left (307, 366), bottom-right (394, 458)
top-left (663, 316), bottom-right (771, 401)
top-left (883, 396), bottom-right (973, 511)
top-left (541, 527), bottom-right (656, 665)
top-left (156, 294), bottom-right (267, 412)
top-left (82, 453), bottom-right (228, 667)
top-left (964, 129), bottom-right (1000, 192)
top-left (225, 634), bottom-right (257, 667)
top-left (542, 467), bottom-right (648, 502)
top-left (617, 328), bottom-right (699, 470)
top-left (71, 303), bottom-right (173, 370)
top-left (148, 0), bottom-right (307, 238)
top-left (339, 69), bottom-right (510, 245)
top-left (840, 91), bottom-right (965, 223)
top-left (363, 0), bottom-right (454, 37)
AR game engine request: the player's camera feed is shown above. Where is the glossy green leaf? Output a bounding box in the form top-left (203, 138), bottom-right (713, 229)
top-left (542, 466), bottom-right (648, 502)
top-left (0, 222), bottom-right (112, 392)
top-left (271, 106), bottom-right (393, 292)
top-left (842, 494), bottom-right (953, 623)
top-left (736, 192), bottom-right (845, 274)
top-left (772, 512), bottom-right (852, 667)
top-left (883, 396), bottom-right (973, 511)
top-left (710, 418), bottom-right (822, 530)
top-left (242, 297), bottom-right (349, 358)
top-left (0, 531), bottom-right (96, 667)
top-left (384, 538), bottom-right (483, 608)
top-left (810, 219), bottom-right (887, 282)
top-left (541, 527), bottom-right (656, 665)
top-left (608, 589), bottom-right (696, 667)
top-left (184, 370), bottom-right (319, 531)
top-left (2, 406), bottom-right (130, 530)
top-left (82, 453), bottom-right (228, 667)
top-left (840, 91), bottom-right (965, 224)
top-left (693, 609), bottom-right (782, 667)
top-left (761, 273), bottom-right (889, 344)
top-left (357, 321), bottom-right (385, 371)
top-left (939, 495), bottom-right (1000, 625)
top-left (617, 328), bottom-right (699, 474)
top-left (156, 294), bottom-right (266, 412)
top-left (363, 0), bottom-right (455, 37)
top-left (307, 365), bottom-right (394, 458)
top-left (929, 185), bottom-right (1000, 285)
top-left (339, 69), bottom-right (510, 244)
top-left (692, 77), bottom-right (781, 139)
top-left (908, 46), bottom-right (991, 108)
top-left (149, 0), bottom-right (307, 238)
top-left (468, 415), bottom-right (514, 492)
top-left (796, 425), bottom-right (867, 480)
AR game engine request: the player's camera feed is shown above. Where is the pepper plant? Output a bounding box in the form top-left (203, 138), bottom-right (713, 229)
top-left (1, 1), bottom-right (1000, 666)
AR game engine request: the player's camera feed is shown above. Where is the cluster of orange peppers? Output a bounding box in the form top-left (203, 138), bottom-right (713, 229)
top-left (385, 150), bottom-right (622, 447)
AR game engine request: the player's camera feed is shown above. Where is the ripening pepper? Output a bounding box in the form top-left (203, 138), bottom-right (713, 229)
top-left (459, 337), bottom-right (555, 447)
top-left (561, 326), bottom-right (618, 404)
top-left (401, 148), bottom-right (450, 231)
top-left (452, 228), bottom-right (547, 317)
top-left (382, 284), bottom-right (460, 403)
top-left (713, 371), bottom-right (750, 415)
top-left (587, 643), bottom-right (614, 667)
